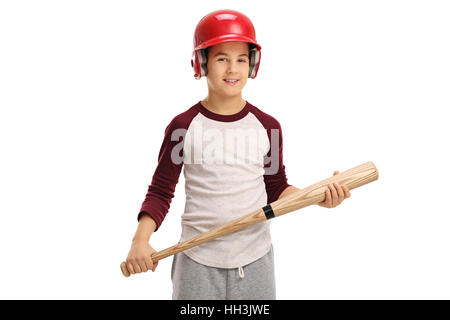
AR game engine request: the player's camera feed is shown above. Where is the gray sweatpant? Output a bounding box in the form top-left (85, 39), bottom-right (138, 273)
top-left (171, 245), bottom-right (276, 300)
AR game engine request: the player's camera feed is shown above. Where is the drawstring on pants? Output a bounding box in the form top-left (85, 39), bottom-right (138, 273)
top-left (238, 266), bottom-right (245, 279)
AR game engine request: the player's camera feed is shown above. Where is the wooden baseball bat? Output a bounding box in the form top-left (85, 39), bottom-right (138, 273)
top-left (120, 161), bottom-right (378, 277)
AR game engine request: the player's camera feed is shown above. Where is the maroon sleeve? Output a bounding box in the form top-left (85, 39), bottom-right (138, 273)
top-left (249, 106), bottom-right (291, 203)
top-left (263, 120), bottom-right (291, 203)
top-left (137, 119), bottom-right (184, 230)
top-left (137, 106), bottom-right (199, 230)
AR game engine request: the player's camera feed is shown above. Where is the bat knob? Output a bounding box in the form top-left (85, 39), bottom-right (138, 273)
top-left (120, 262), bottom-right (130, 277)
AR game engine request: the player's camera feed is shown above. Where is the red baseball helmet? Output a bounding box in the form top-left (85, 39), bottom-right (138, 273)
top-left (191, 9), bottom-right (262, 80)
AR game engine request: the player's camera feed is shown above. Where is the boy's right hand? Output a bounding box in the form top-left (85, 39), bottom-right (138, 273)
top-left (126, 239), bottom-right (159, 274)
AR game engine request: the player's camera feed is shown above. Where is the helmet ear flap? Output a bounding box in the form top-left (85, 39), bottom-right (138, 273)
top-left (192, 49), bottom-right (208, 80)
top-left (198, 49), bottom-right (208, 77)
top-left (248, 44), bottom-right (261, 78)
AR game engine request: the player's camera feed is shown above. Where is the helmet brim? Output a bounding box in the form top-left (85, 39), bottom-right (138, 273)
top-left (194, 34), bottom-right (261, 51)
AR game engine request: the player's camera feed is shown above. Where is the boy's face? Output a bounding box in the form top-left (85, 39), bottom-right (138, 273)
top-left (206, 41), bottom-right (250, 98)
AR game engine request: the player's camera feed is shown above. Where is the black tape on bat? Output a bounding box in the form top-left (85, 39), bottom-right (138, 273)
top-left (262, 204), bottom-right (275, 220)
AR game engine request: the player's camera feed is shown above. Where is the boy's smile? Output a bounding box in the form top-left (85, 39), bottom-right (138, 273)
top-left (223, 78), bottom-right (239, 86)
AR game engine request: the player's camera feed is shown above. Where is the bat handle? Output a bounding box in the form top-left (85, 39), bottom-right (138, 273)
top-left (120, 252), bottom-right (162, 277)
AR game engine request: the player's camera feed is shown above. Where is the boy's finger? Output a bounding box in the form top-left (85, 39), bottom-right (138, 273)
top-left (329, 184), bottom-right (338, 207)
top-left (138, 260), bottom-right (148, 272)
top-left (132, 262), bottom-right (141, 273)
top-left (325, 188), bottom-right (332, 207)
top-left (145, 257), bottom-right (154, 271)
top-left (127, 262), bottom-right (135, 275)
top-left (343, 185), bottom-right (351, 198)
top-left (334, 182), bottom-right (344, 203)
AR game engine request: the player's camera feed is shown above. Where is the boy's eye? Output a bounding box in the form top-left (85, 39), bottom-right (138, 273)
top-left (218, 58), bottom-right (248, 63)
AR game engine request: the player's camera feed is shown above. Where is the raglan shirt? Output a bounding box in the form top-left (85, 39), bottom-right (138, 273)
top-left (138, 100), bottom-right (291, 268)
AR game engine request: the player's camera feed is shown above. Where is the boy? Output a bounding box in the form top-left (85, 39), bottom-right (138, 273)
top-left (126, 9), bottom-right (350, 299)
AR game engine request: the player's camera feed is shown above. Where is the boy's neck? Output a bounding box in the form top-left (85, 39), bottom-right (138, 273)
top-left (201, 96), bottom-right (247, 116)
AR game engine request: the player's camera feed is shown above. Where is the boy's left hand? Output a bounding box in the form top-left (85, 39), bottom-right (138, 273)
top-left (317, 170), bottom-right (351, 208)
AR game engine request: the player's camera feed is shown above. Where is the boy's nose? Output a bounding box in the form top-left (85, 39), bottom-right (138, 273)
top-left (226, 61), bottom-right (240, 72)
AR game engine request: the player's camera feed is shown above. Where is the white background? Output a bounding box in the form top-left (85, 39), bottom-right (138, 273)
top-left (1, 0), bottom-right (449, 299)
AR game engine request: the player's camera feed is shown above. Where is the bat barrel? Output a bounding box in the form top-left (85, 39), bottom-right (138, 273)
top-left (270, 161), bottom-right (378, 218)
